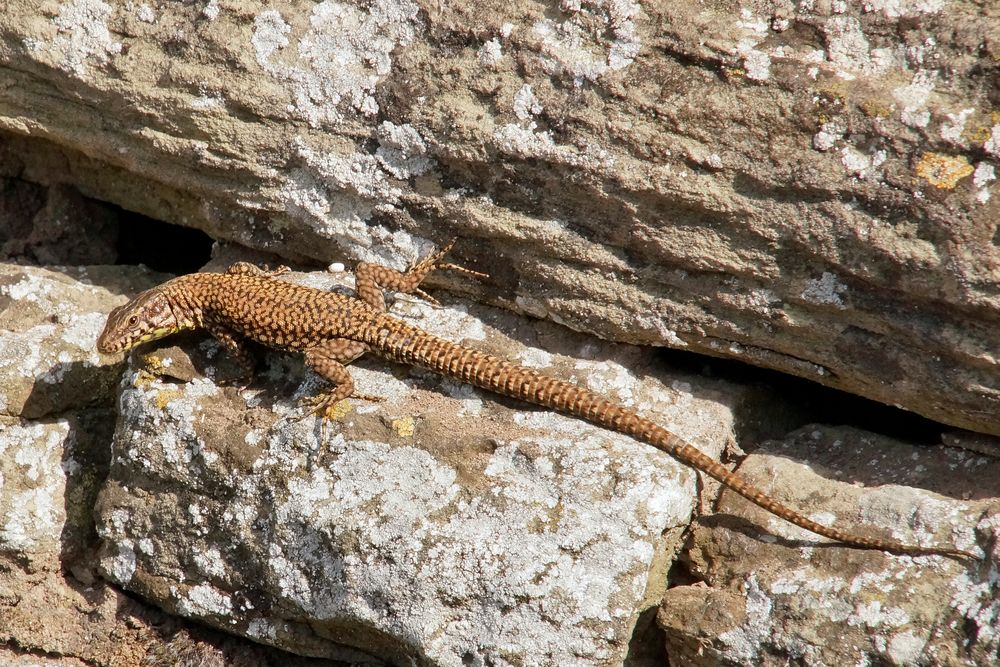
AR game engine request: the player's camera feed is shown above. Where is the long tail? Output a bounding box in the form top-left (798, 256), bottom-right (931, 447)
top-left (361, 314), bottom-right (976, 560)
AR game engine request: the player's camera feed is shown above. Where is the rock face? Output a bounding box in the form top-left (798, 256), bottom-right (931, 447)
top-left (0, 213), bottom-right (997, 664)
top-left (660, 426), bottom-right (1000, 667)
top-left (2, 1), bottom-right (1000, 666)
top-left (0, 1), bottom-right (997, 436)
top-left (0, 263), bottom-right (358, 666)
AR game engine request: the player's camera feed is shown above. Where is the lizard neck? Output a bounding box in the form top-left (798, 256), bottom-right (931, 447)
top-left (160, 273), bottom-right (210, 331)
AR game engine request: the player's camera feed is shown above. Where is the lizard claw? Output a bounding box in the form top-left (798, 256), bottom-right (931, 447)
top-left (277, 392), bottom-right (385, 439)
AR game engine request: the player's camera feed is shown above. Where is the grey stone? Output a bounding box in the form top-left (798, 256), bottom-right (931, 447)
top-left (0, 2), bottom-right (995, 435)
top-left (660, 425), bottom-right (1000, 667)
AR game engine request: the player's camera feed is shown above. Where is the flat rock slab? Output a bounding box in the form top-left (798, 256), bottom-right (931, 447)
top-left (660, 425), bottom-right (1000, 667)
top-left (0, 2), bottom-right (997, 436)
top-left (94, 270), bottom-right (740, 666)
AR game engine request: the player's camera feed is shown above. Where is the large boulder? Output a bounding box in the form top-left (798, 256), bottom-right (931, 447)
top-left (0, 1), bottom-right (996, 435)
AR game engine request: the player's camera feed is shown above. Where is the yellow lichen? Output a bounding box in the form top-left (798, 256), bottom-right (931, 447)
top-left (133, 368), bottom-right (159, 389)
top-left (391, 416), bottom-right (415, 438)
top-left (154, 389), bottom-right (183, 410)
top-left (915, 152), bottom-right (974, 189)
top-left (861, 98), bottom-right (892, 119)
top-left (327, 399), bottom-right (352, 420)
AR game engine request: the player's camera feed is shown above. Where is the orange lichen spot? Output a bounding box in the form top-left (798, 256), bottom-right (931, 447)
top-left (915, 152), bottom-right (974, 189)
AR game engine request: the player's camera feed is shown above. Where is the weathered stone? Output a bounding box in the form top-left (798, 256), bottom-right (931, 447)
top-left (660, 425), bottom-right (1000, 667)
top-left (0, 263), bottom-right (157, 419)
top-left (0, 2), bottom-right (996, 435)
top-left (0, 263), bottom-right (369, 667)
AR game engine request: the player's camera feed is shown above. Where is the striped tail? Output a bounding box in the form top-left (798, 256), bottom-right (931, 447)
top-left (361, 314), bottom-right (975, 560)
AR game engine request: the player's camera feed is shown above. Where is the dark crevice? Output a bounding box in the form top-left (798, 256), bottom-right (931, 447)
top-left (114, 209), bottom-right (213, 274)
top-left (659, 346), bottom-right (945, 446)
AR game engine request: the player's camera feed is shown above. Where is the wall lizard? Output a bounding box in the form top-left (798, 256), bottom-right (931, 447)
top-left (97, 240), bottom-right (976, 560)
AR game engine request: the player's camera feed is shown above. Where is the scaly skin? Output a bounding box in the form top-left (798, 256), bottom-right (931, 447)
top-left (97, 242), bottom-right (978, 560)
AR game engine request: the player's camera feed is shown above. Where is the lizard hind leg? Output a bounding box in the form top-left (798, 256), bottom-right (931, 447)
top-left (354, 238), bottom-right (488, 310)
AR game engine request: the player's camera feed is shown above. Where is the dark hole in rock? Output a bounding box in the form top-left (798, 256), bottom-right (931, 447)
top-left (115, 209), bottom-right (213, 274)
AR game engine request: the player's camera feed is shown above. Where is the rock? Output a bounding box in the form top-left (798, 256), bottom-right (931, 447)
top-left (0, 263), bottom-right (160, 419)
top-left (0, 2), bottom-right (996, 435)
top-left (93, 268), bottom-right (740, 666)
top-left (0, 181), bottom-right (119, 266)
top-left (0, 262), bottom-right (367, 667)
top-left (659, 425), bottom-right (1000, 667)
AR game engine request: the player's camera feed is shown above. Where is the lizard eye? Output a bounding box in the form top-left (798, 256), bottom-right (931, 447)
top-left (127, 315), bottom-right (138, 326)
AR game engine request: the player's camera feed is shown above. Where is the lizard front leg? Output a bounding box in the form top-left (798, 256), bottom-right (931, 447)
top-left (354, 238), bottom-right (486, 311)
top-left (205, 319), bottom-right (256, 387)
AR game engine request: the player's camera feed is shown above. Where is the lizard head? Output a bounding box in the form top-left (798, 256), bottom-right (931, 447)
top-left (97, 288), bottom-right (184, 354)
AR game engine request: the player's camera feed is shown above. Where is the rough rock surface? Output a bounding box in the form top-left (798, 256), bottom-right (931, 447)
top-left (0, 1), bottom-right (997, 436)
top-left (659, 425), bottom-right (1000, 667)
top-left (92, 266), bottom-right (734, 666)
top-left (0, 263), bottom-right (363, 666)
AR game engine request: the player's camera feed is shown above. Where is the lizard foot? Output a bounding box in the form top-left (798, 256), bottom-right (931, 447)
top-left (282, 392), bottom-right (385, 439)
top-left (415, 238), bottom-right (489, 281)
top-left (399, 240), bottom-right (489, 307)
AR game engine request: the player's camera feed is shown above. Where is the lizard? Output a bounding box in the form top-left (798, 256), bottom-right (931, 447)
top-left (97, 239), bottom-right (977, 561)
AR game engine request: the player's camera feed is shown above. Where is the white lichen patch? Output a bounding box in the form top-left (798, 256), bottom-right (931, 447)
top-left (863, 0), bottom-right (944, 18)
top-left (847, 600), bottom-right (909, 628)
top-left (102, 542), bottom-right (137, 584)
top-left (280, 137), bottom-right (412, 248)
top-left (573, 358), bottom-right (638, 406)
top-left (31, 0), bottom-right (123, 76)
top-left (518, 347), bottom-right (553, 369)
top-left (733, 11), bottom-right (772, 83)
top-left (940, 108), bottom-right (974, 144)
top-left (390, 301), bottom-right (487, 342)
top-left (857, 488), bottom-right (972, 554)
top-left (531, 0), bottom-right (641, 84)
top-left (718, 575), bottom-right (775, 664)
top-left (973, 162), bottom-right (995, 204)
top-left (136, 3), bottom-right (156, 23)
top-left (801, 272), bottom-right (847, 308)
top-left (513, 84), bottom-right (542, 120)
top-left (375, 122), bottom-right (434, 179)
top-left (246, 617), bottom-right (277, 641)
top-left (477, 37), bottom-right (503, 67)
top-left (202, 0), bottom-right (220, 20)
top-left (251, 1), bottom-right (420, 126)
top-left (840, 145), bottom-right (887, 180)
top-left (493, 123), bottom-right (614, 169)
top-left (0, 422), bottom-right (70, 555)
top-left (887, 630), bottom-right (926, 664)
top-left (813, 120), bottom-right (845, 151)
top-left (176, 583), bottom-right (234, 617)
top-left (823, 17), bottom-right (897, 79)
top-left (893, 72), bottom-right (935, 128)
top-left (192, 546), bottom-right (227, 578)
top-left (984, 125), bottom-right (1000, 159)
